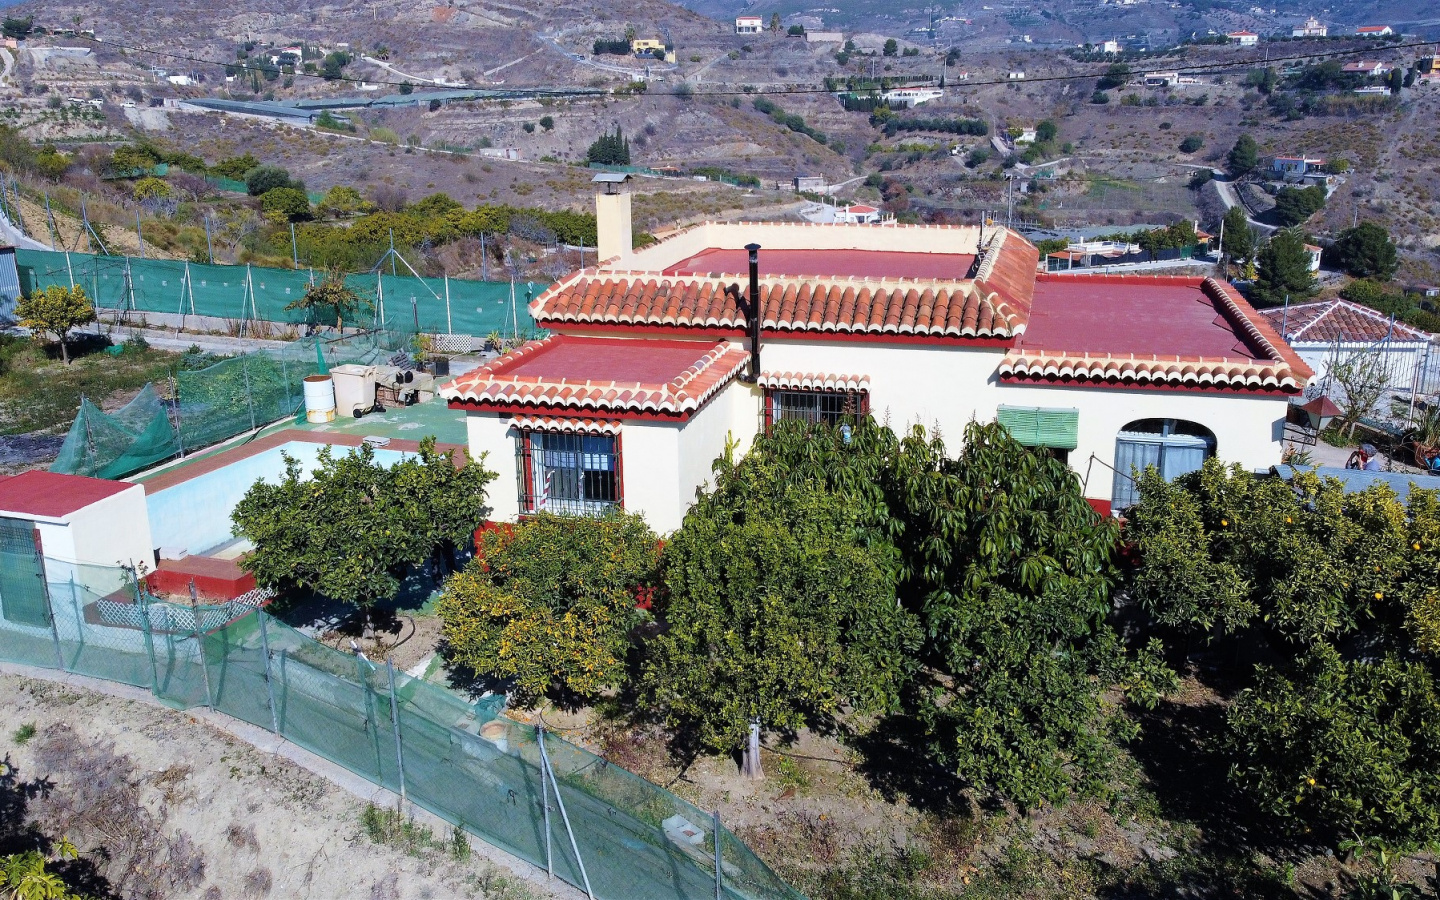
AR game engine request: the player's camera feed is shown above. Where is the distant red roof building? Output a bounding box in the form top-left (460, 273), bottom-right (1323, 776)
top-left (1257, 299), bottom-right (1432, 344)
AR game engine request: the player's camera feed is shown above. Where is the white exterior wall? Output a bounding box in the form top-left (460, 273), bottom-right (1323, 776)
top-left (18, 485), bottom-right (155, 584)
top-left (462, 380), bottom-right (761, 534)
top-left (760, 338), bottom-right (1289, 505)
top-left (466, 412), bottom-right (521, 522)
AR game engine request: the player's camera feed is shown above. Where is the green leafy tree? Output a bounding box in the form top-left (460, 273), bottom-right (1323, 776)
top-left (131, 176), bottom-right (172, 202)
top-left (16, 285), bottom-right (94, 364)
top-left (1333, 222), bottom-right (1399, 280)
top-left (641, 448), bottom-right (921, 752)
top-left (108, 143), bottom-right (158, 177)
top-left (284, 270), bottom-right (370, 329)
top-left (883, 38), bottom-right (899, 56)
top-left (211, 153), bottom-right (259, 180)
top-left (586, 126), bottom-right (631, 165)
top-left (1, 844), bottom-right (87, 900)
top-left (1036, 119), bottom-right (1057, 143)
top-left (1273, 184), bottom-right (1326, 227)
top-left (317, 184), bottom-right (374, 218)
top-left (0, 15), bottom-right (34, 39)
top-left (1127, 462), bottom-right (1440, 849)
top-left (1227, 133), bottom-right (1259, 176)
top-left (890, 422), bottom-right (1173, 808)
top-left (1253, 227), bottom-right (1316, 305)
top-left (438, 512), bottom-right (658, 700)
top-left (1221, 204), bottom-right (1255, 264)
top-left (244, 164), bottom-right (295, 196)
top-left (1179, 134), bottom-right (1203, 153)
top-left (35, 146), bottom-right (70, 180)
top-left (233, 439), bottom-right (494, 629)
top-left (538, 115), bottom-right (554, 131)
top-left (260, 186), bottom-right (312, 222)
top-left (1097, 63), bottom-right (1131, 90)
top-left (321, 50), bottom-right (350, 81)
top-left (769, 12), bottom-right (781, 33)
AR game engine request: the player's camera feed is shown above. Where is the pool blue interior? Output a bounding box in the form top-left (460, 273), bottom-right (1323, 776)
top-left (147, 441), bottom-right (413, 556)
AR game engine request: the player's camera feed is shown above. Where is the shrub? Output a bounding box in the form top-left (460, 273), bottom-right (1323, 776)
top-left (438, 512), bottom-right (659, 701)
top-left (1179, 135), bottom-right (1204, 153)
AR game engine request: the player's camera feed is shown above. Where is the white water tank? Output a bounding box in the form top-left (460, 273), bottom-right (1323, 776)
top-left (303, 374), bottom-right (336, 423)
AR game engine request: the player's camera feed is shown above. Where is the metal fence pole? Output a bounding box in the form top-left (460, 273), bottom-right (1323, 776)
top-left (256, 610), bottom-right (281, 734)
top-left (385, 657), bottom-right (408, 809)
top-left (190, 585), bottom-right (214, 710)
top-left (38, 554), bottom-right (63, 671)
top-left (136, 573), bottom-right (161, 695)
top-left (713, 810), bottom-right (724, 900)
top-left (537, 728), bottom-right (594, 900)
top-left (539, 725), bottom-right (553, 880)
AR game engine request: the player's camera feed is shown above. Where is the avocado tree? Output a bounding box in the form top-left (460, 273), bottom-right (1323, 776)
top-left (284, 271), bottom-right (370, 330)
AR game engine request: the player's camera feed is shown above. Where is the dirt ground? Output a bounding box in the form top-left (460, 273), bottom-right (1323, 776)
top-left (0, 671), bottom-right (560, 900)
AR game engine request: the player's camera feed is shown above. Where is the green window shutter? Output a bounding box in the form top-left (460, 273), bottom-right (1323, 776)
top-left (997, 406), bottom-right (1079, 450)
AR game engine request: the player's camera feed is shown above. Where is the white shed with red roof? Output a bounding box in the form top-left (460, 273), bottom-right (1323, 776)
top-left (0, 470), bottom-right (154, 577)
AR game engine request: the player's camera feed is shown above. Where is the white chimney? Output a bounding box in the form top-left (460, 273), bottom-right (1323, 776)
top-left (593, 172), bottom-right (633, 264)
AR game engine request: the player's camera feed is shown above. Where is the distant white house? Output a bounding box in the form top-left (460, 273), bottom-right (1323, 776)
top-left (1099, 39), bottom-right (1120, 53)
top-left (1341, 60), bottom-right (1394, 76)
top-left (881, 86), bottom-right (943, 108)
top-left (793, 175), bottom-right (827, 193)
top-left (836, 203), bottom-right (882, 224)
top-left (1356, 25), bottom-right (1393, 37)
top-left (735, 15), bottom-right (763, 33)
top-left (1272, 155), bottom-right (1325, 179)
top-left (166, 74), bottom-right (193, 86)
top-left (1302, 243), bottom-right (1323, 273)
top-left (1007, 71), bottom-right (1025, 80)
top-left (1292, 16), bottom-right (1327, 37)
top-left (1258, 299), bottom-right (1433, 394)
top-left (1227, 30), bottom-right (1259, 46)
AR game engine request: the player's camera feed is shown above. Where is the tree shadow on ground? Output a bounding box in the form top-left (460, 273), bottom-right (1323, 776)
top-left (1096, 675), bottom-right (1329, 900)
top-left (0, 755), bottom-right (116, 899)
top-left (848, 713), bottom-right (981, 819)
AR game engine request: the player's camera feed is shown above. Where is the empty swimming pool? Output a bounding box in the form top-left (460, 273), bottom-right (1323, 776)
top-left (146, 441), bottom-right (413, 556)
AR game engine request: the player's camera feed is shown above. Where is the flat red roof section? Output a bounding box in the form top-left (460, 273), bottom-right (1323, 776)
top-left (663, 248), bottom-right (977, 281)
top-left (1021, 276), bottom-right (1269, 359)
top-left (493, 336), bottom-right (727, 384)
top-left (0, 470), bottom-right (133, 519)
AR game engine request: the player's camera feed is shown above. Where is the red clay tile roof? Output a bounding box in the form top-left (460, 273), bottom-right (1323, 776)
top-left (1000, 276), bottom-right (1313, 393)
top-left (530, 230), bottom-right (1040, 339)
top-left (1257, 299), bottom-right (1432, 345)
top-left (508, 416), bottom-right (622, 435)
top-left (530, 273), bottom-right (1022, 337)
top-left (440, 335), bottom-right (749, 417)
top-left (757, 372), bottom-right (871, 391)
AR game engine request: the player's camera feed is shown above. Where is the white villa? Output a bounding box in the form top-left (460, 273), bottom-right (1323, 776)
top-left (441, 183), bottom-right (1312, 531)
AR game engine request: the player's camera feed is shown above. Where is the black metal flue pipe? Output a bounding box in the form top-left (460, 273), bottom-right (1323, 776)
top-left (745, 242), bottom-right (761, 382)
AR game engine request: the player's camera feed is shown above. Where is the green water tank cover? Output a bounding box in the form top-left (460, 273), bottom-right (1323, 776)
top-left (997, 406), bottom-right (1079, 450)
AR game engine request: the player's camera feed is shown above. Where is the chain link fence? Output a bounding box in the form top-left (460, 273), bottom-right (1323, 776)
top-left (0, 545), bottom-right (803, 900)
top-left (14, 249), bottom-right (546, 344)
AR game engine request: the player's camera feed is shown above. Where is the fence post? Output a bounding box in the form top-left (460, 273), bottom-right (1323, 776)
top-left (137, 575), bottom-right (161, 696)
top-left (190, 584), bottom-right (214, 710)
top-left (537, 727), bottom-right (595, 900)
top-left (36, 553), bottom-right (63, 672)
top-left (444, 275), bottom-right (452, 335)
top-left (255, 610), bottom-right (281, 734)
top-left (539, 725), bottom-right (553, 880)
top-left (713, 809), bottom-right (723, 900)
top-left (385, 657), bottom-right (407, 809)
top-left (241, 354), bottom-right (257, 432)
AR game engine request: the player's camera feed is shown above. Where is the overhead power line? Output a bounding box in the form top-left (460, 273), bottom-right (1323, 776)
top-left (78, 33), bottom-right (1435, 99)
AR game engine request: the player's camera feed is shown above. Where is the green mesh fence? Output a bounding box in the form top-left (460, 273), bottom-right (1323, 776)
top-left (50, 330), bottom-right (411, 480)
top-left (0, 562), bottom-right (805, 900)
top-left (14, 249), bottom-right (546, 338)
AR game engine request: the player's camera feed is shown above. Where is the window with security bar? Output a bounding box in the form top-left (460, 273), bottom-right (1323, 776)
top-left (516, 431), bottom-right (621, 515)
top-left (765, 389), bottom-right (869, 429)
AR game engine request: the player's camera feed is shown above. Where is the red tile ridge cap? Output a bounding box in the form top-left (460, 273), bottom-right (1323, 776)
top-left (1201, 277), bottom-right (1314, 382)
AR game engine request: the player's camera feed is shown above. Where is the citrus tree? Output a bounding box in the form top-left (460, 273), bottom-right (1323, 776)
top-left (438, 512), bottom-right (659, 701)
top-left (16, 285), bottom-right (95, 364)
top-left (1126, 462), bottom-right (1440, 848)
top-left (641, 454), bottom-right (921, 752)
top-left (232, 438), bottom-right (494, 629)
top-left (284, 271), bottom-right (370, 330)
